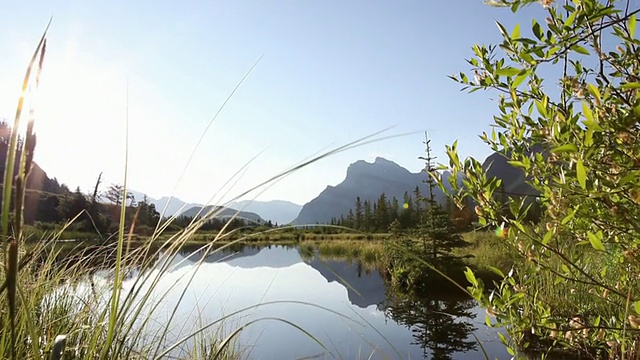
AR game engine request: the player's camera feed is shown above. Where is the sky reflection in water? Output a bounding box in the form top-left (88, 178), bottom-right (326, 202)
top-left (118, 245), bottom-right (509, 360)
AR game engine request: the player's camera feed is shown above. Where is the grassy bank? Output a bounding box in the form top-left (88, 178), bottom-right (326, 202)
top-left (41, 229), bottom-right (513, 280)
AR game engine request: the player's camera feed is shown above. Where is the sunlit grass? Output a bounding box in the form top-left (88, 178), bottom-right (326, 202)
top-left (458, 230), bottom-right (516, 275)
top-left (298, 239), bottom-right (384, 270)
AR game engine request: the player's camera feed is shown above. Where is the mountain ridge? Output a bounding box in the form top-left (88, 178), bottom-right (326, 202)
top-left (131, 151), bottom-right (534, 226)
top-left (127, 190), bottom-right (301, 224)
top-left (292, 157), bottom-right (451, 225)
top-left (292, 153), bottom-right (532, 225)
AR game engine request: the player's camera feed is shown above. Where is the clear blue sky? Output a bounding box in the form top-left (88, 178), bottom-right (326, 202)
top-left (0, 1), bottom-right (545, 205)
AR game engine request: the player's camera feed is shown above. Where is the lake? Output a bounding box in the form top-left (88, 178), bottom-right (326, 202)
top-left (82, 245), bottom-right (510, 359)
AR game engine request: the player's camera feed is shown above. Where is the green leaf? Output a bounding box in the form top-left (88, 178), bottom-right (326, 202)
top-left (561, 208), bottom-right (576, 225)
top-left (564, 11), bottom-right (577, 28)
top-left (535, 100), bottom-right (547, 118)
top-left (507, 160), bottom-right (526, 168)
top-left (547, 46), bottom-right (560, 58)
top-left (511, 23), bottom-right (521, 39)
top-left (634, 301), bottom-right (640, 315)
top-left (521, 52), bottom-right (535, 64)
top-left (498, 332), bottom-right (508, 346)
top-left (588, 232), bottom-right (606, 251)
top-left (571, 45), bottom-right (590, 55)
top-left (582, 101), bottom-right (594, 124)
top-left (552, 144), bottom-right (578, 153)
top-left (583, 119), bottom-right (604, 131)
top-left (577, 159), bottom-right (587, 189)
top-left (630, 14), bottom-right (637, 38)
top-left (496, 67), bottom-right (521, 76)
top-left (585, 127), bottom-right (594, 147)
top-left (496, 21), bottom-right (508, 38)
top-left (532, 20), bottom-right (543, 40)
top-left (513, 73), bottom-right (528, 87)
top-left (487, 266), bottom-right (505, 278)
top-left (542, 230), bottom-right (553, 245)
top-left (587, 83), bottom-right (601, 101)
top-left (464, 267), bottom-right (478, 287)
top-left (621, 82), bottom-right (640, 89)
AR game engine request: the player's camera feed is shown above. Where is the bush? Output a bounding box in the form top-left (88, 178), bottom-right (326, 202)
top-left (445, 0), bottom-right (640, 357)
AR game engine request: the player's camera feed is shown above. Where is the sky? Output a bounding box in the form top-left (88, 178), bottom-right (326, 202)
top-left (0, 1), bottom-right (547, 206)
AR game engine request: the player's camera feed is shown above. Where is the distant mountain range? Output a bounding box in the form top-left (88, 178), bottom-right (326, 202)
top-left (128, 191), bottom-right (301, 225)
top-left (130, 152), bottom-right (533, 226)
top-left (230, 200), bottom-right (301, 225)
top-left (127, 191), bottom-right (202, 218)
top-left (10, 151), bottom-right (529, 228)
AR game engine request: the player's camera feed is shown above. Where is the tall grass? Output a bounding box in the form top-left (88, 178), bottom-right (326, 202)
top-left (298, 240), bottom-right (383, 270)
top-left (1, 26), bottom-right (407, 360)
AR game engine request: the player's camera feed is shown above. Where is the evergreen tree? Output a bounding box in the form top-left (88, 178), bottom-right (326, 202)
top-left (103, 184), bottom-right (135, 206)
top-left (417, 133), bottom-right (469, 274)
top-left (346, 209), bottom-right (355, 228)
top-left (390, 196), bottom-right (400, 223)
top-left (136, 195), bottom-right (160, 228)
top-left (372, 202), bottom-right (378, 231)
top-left (413, 186), bottom-right (423, 226)
top-left (400, 191), bottom-right (414, 229)
top-left (354, 196), bottom-right (363, 231)
top-left (376, 193), bottom-right (389, 231)
top-left (363, 200), bottom-right (372, 232)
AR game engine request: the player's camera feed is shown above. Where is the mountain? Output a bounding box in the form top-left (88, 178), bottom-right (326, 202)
top-left (293, 151), bottom-right (541, 225)
top-left (0, 147), bottom-right (68, 224)
top-left (152, 196), bottom-right (204, 218)
top-left (292, 157), bottom-right (452, 225)
top-left (180, 205), bottom-right (266, 224)
top-left (128, 191), bottom-right (300, 223)
top-left (127, 191), bottom-right (203, 217)
top-left (482, 152), bottom-right (532, 195)
top-left (229, 200), bottom-right (301, 225)
top-left (481, 146), bottom-right (540, 198)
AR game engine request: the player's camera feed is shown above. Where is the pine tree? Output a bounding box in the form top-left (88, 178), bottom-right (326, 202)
top-left (363, 200), bottom-right (373, 232)
top-left (413, 186), bottom-right (423, 226)
top-left (354, 196), bottom-right (363, 231)
top-left (376, 193), bottom-right (389, 231)
top-left (346, 209), bottom-right (355, 228)
top-left (390, 196), bottom-right (400, 224)
top-left (417, 133), bottom-right (469, 274)
top-left (400, 191), bottom-right (413, 229)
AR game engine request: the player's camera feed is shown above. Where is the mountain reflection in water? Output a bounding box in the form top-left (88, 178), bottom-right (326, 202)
top-left (110, 245), bottom-right (509, 359)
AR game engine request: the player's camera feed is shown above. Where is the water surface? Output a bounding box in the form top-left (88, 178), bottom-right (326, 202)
top-left (117, 245), bottom-right (509, 359)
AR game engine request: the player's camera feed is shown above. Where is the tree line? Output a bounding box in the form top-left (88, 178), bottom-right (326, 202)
top-left (332, 188), bottom-right (475, 233)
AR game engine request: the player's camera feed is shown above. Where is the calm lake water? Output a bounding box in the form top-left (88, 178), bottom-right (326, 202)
top-left (93, 245), bottom-right (510, 359)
